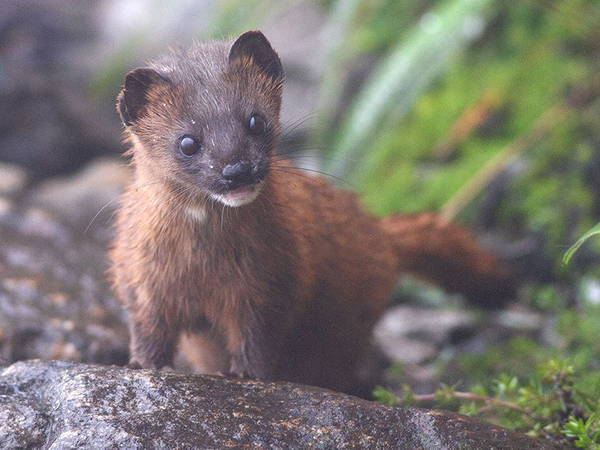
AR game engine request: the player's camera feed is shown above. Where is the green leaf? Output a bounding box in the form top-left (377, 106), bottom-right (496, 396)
top-left (372, 385), bottom-right (399, 406)
top-left (563, 222), bottom-right (600, 265)
top-left (326, 0), bottom-right (496, 178)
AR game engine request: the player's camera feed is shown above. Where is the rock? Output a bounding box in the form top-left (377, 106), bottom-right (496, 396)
top-left (374, 306), bottom-right (477, 364)
top-left (377, 336), bottom-right (438, 365)
top-left (495, 308), bottom-right (544, 331)
top-left (0, 360), bottom-right (563, 449)
top-left (27, 157), bottom-right (130, 243)
top-left (0, 162), bottom-right (28, 196)
top-left (0, 202), bottom-right (127, 365)
top-left (0, 0), bottom-right (121, 178)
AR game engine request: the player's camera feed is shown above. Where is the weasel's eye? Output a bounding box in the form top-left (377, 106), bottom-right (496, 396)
top-left (247, 114), bottom-right (266, 136)
top-left (178, 136), bottom-right (201, 156)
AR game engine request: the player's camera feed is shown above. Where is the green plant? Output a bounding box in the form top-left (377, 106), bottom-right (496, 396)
top-left (374, 359), bottom-right (600, 448)
top-left (320, 0), bottom-right (496, 179)
top-left (563, 415), bottom-right (600, 449)
top-left (564, 222), bottom-right (600, 265)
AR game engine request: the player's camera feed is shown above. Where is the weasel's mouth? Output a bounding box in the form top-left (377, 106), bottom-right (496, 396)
top-left (210, 183), bottom-right (262, 207)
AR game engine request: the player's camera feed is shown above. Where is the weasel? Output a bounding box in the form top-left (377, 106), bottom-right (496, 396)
top-left (110, 31), bottom-right (514, 393)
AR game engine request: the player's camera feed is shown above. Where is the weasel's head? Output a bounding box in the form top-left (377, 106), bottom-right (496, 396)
top-left (117, 31), bottom-right (283, 207)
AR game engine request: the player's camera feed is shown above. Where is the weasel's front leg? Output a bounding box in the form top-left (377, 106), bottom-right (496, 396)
top-left (227, 307), bottom-right (287, 381)
top-left (127, 309), bottom-right (179, 370)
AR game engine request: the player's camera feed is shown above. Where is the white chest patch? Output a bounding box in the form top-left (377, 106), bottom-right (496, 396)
top-left (185, 205), bottom-right (207, 223)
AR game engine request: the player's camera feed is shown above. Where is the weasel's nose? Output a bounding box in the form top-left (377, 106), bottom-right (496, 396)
top-left (222, 161), bottom-right (254, 187)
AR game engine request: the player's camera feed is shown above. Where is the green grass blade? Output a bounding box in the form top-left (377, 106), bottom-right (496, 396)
top-left (326, 0), bottom-right (495, 178)
top-left (563, 222), bottom-right (600, 265)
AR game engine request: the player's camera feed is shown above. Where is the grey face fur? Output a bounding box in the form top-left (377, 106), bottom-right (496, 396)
top-left (118, 31), bottom-right (284, 207)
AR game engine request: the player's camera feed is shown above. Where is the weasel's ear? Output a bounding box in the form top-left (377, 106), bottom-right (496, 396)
top-left (228, 31), bottom-right (283, 81)
top-left (117, 68), bottom-right (169, 126)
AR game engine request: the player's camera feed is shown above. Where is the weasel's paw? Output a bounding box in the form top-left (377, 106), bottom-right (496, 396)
top-left (125, 359), bottom-right (143, 369)
top-left (222, 370), bottom-right (249, 378)
top-left (227, 365), bottom-right (251, 379)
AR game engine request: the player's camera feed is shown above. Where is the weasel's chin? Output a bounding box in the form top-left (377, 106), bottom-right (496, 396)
top-left (211, 184), bottom-right (262, 207)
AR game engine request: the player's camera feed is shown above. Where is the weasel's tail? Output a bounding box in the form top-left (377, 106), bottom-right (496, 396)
top-left (380, 213), bottom-right (515, 308)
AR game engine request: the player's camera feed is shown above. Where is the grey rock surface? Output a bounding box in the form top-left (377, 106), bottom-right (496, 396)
top-left (27, 158), bottom-right (131, 243)
top-left (0, 163), bottom-right (28, 197)
top-left (374, 306), bottom-right (477, 365)
top-left (0, 0), bottom-right (121, 178)
top-left (0, 360), bottom-right (562, 449)
top-left (0, 195), bottom-right (128, 366)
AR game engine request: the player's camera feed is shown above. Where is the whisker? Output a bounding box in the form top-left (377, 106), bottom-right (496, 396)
top-left (273, 147), bottom-right (363, 167)
top-left (220, 202), bottom-right (226, 231)
top-left (269, 167), bottom-right (355, 190)
top-left (271, 164), bottom-right (353, 188)
top-left (84, 197), bottom-right (118, 234)
top-left (85, 179), bottom-right (177, 233)
top-left (281, 113), bottom-right (317, 136)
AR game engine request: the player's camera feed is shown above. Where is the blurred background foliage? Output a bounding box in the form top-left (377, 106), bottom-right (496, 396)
top-left (3, 0), bottom-right (600, 444)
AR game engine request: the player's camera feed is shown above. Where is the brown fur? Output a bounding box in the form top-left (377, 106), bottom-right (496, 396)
top-left (110, 32), bottom-right (514, 393)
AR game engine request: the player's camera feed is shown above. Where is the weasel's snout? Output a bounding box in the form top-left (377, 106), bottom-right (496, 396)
top-left (210, 158), bottom-right (269, 206)
top-left (221, 160), bottom-right (267, 191)
top-left (222, 161), bottom-right (254, 189)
